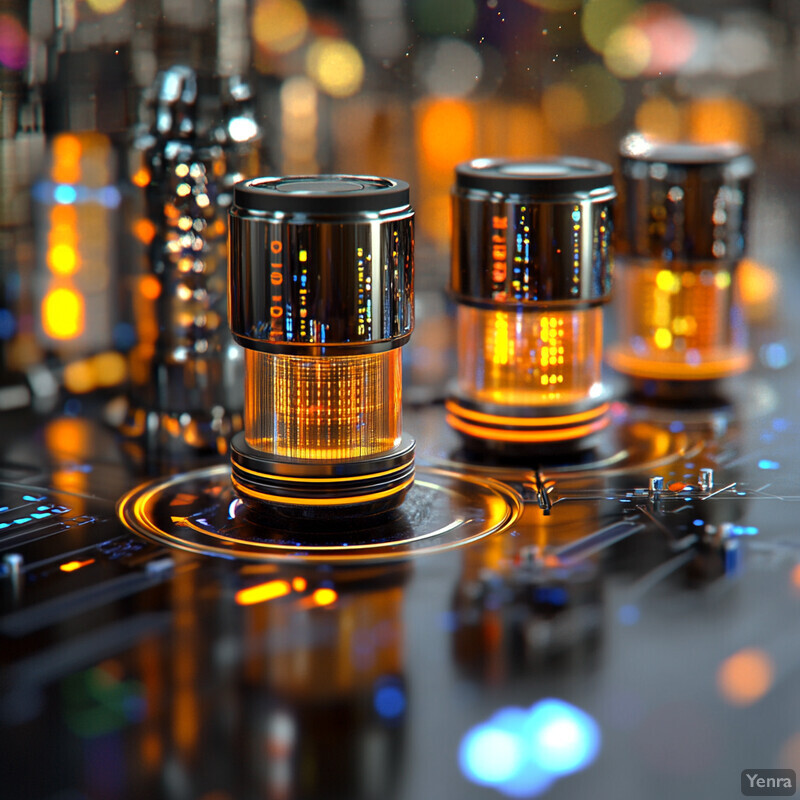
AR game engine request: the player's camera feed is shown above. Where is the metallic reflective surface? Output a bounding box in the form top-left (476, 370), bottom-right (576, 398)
top-left (451, 158), bottom-right (615, 308)
top-left (617, 135), bottom-right (754, 263)
top-left (229, 177), bottom-right (413, 355)
top-left (118, 463), bottom-right (522, 562)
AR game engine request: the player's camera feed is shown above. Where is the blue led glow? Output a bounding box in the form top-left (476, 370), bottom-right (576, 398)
top-left (99, 186), bottom-right (121, 209)
top-left (23, 495), bottom-right (45, 502)
top-left (730, 525), bottom-right (759, 536)
top-left (693, 519), bottom-right (704, 527)
top-left (758, 460), bottom-right (780, 470)
top-left (459, 700), bottom-right (600, 796)
top-left (534, 586), bottom-right (568, 606)
top-left (0, 309), bottom-right (16, 340)
top-left (760, 342), bottom-right (790, 370)
top-left (54, 184), bottom-right (77, 204)
top-left (669, 421), bottom-right (684, 433)
top-left (459, 726), bottom-right (526, 786)
top-left (526, 698), bottom-right (601, 775)
top-left (618, 604), bottom-right (640, 625)
top-left (374, 683), bottom-right (406, 720)
top-left (773, 418), bottom-right (789, 432)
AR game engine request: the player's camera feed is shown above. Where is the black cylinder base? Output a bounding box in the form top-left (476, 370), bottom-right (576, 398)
top-left (230, 433), bottom-right (415, 521)
top-left (445, 396), bottom-right (611, 463)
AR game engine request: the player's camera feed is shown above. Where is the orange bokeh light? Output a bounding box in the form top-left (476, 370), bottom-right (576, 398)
top-left (418, 99), bottom-right (476, 172)
top-left (688, 96), bottom-right (762, 148)
top-left (717, 648), bottom-right (774, 706)
top-left (52, 134), bottom-right (82, 185)
top-left (131, 168), bottom-right (151, 188)
top-left (140, 275), bottom-right (161, 300)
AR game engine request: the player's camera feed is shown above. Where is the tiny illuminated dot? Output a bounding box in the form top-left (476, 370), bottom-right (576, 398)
top-left (654, 328), bottom-right (673, 349)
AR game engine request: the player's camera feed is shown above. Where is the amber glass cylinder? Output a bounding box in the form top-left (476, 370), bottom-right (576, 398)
top-left (447, 157), bottom-right (615, 451)
top-left (609, 136), bottom-right (754, 384)
top-left (244, 350), bottom-right (402, 460)
top-left (609, 259), bottom-right (749, 380)
top-left (456, 306), bottom-right (603, 409)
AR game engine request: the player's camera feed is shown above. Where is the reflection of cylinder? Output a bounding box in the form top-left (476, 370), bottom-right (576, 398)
top-left (447, 158), bottom-right (615, 450)
top-left (125, 67), bottom-right (260, 452)
top-left (228, 176), bottom-right (415, 516)
top-left (608, 136), bottom-right (754, 382)
top-left (35, 132), bottom-right (118, 357)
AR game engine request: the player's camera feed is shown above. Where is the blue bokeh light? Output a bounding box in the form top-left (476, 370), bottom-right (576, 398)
top-left (54, 184), bottom-right (77, 204)
top-left (459, 726), bottom-right (526, 786)
top-left (758, 459), bottom-right (780, 470)
top-left (526, 698), bottom-right (601, 776)
top-left (0, 309), bottom-right (16, 340)
top-left (374, 683), bottom-right (406, 720)
top-left (459, 699), bottom-right (601, 797)
top-left (618, 604), bottom-right (640, 626)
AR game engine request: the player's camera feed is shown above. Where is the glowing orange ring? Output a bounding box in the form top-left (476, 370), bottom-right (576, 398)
top-left (445, 400), bottom-right (610, 428)
top-left (445, 413), bottom-right (609, 443)
top-left (231, 475), bottom-right (415, 506)
top-left (607, 349), bottom-right (752, 380)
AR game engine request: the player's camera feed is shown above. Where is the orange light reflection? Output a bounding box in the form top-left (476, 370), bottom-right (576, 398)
top-left (60, 558), bottom-right (95, 573)
top-left (312, 588), bottom-right (337, 606)
top-left (235, 580), bottom-right (291, 606)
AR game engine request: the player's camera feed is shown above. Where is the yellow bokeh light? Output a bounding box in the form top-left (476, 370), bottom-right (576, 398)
top-left (653, 327), bottom-right (673, 349)
top-left (688, 96), bottom-right (762, 148)
top-left (542, 84), bottom-right (588, 133)
top-left (48, 243), bottom-right (78, 276)
top-left (717, 648), bottom-right (774, 706)
top-left (253, 0), bottom-right (309, 55)
top-left (63, 360), bottom-right (96, 394)
top-left (306, 37), bottom-right (364, 99)
top-left (92, 352), bottom-right (128, 388)
top-left (603, 24), bottom-right (651, 78)
top-left (86, 0), bottom-right (127, 14)
top-left (635, 96), bottom-right (684, 141)
top-left (656, 269), bottom-right (680, 293)
top-left (42, 287), bottom-right (84, 340)
top-left (312, 588), bottom-right (338, 606)
top-left (582, 0), bottom-right (640, 53)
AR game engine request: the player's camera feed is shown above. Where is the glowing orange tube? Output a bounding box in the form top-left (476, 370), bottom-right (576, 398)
top-left (610, 136), bottom-right (754, 384)
top-left (449, 157), bottom-right (616, 451)
top-left (228, 175), bottom-right (415, 515)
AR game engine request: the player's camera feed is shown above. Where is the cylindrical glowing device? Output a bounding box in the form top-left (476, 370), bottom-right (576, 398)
top-left (447, 157), bottom-right (616, 451)
top-left (608, 136), bottom-right (754, 383)
top-left (228, 175), bottom-right (414, 516)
